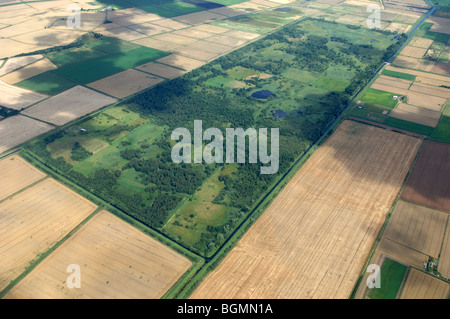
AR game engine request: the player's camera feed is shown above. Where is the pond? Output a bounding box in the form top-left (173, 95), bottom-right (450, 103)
top-left (251, 90), bottom-right (276, 99)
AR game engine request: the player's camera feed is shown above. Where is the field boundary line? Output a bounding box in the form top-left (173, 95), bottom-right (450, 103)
top-left (0, 207), bottom-right (102, 298)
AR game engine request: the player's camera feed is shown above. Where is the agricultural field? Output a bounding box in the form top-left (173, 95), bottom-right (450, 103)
top-left (0, 155), bottom-right (46, 201)
top-left (3, 210), bottom-right (192, 299)
top-left (0, 115), bottom-right (54, 155)
top-left (21, 86), bottom-right (117, 126)
top-left (400, 268), bottom-right (449, 299)
top-left (0, 176), bottom-right (97, 293)
top-left (367, 257), bottom-right (408, 299)
top-left (401, 141), bottom-right (450, 213)
top-left (25, 17), bottom-right (406, 258)
top-left (190, 120), bottom-right (421, 298)
top-left (0, 80), bottom-right (47, 110)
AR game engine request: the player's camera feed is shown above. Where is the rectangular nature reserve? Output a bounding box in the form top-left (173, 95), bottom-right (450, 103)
top-left (25, 17), bottom-right (407, 260)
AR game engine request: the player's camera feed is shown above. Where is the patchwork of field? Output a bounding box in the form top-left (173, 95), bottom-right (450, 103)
top-left (400, 269), bottom-right (449, 299)
top-left (389, 103), bottom-right (441, 127)
top-left (354, 20), bottom-right (450, 137)
top-left (355, 139), bottom-right (450, 299)
top-left (191, 120), bottom-right (421, 299)
top-left (383, 201), bottom-right (447, 258)
top-left (0, 115), bottom-right (54, 155)
top-left (21, 86), bottom-right (117, 126)
top-left (0, 177), bottom-right (97, 292)
top-left (3, 210), bottom-right (192, 299)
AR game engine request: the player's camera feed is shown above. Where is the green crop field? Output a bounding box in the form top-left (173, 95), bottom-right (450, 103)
top-left (381, 69), bottom-right (416, 81)
top-left (15, 72), bottom-right (77, 95)
top-left (368, 258), bottom-right (408, 299)
top-left (25, 18), bottom-right (405, 257)
top-left (384, 117), bottom-right (435, 135)
top-left (53, 46), bottom-right (170, 84)
top-left (359, 88), bottom-right (400, 108)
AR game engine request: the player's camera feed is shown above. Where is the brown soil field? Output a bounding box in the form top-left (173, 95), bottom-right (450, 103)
top-left (156, 54), bottom-right (205, 71)
top-left (409, 83), bottom-right (450, 99)
top-left (187, 40), bottom-right (234, 54)
top-left (205, 34), bottom-right (248, 47)
top-left (22, 85), bottom-right (116, 126)
top-left (149, 19), bottom-right (191, 30)
top-left (400, 268), bottom-right (449, 298)
top-left (126, 23), bottom-right (172, 37)
top-left (408, 37), bottom-right (434, 49)
top-left (0, 154), bottom-right (46, 201)
top-left (431, 62), bottom-right (450, 77)
top-left (374, 75), bottom-right (412, 90)
top-left (428, 16), bottom-right (450, 35)
top-left (171, 46), bottom-right (219, 61)
top-left (1, 58), bottom-right (57, 84)
top-left (406, 90), bottom-right (447, 111)
top-left (3, 210), bottom-right (192, 299)
top-left (389, 103), bottom-right (441, 127)
top-left (132, 37), bottom-right (182, 51)
top-left (383, 201), bottom-right (447, 257)
top-left (0, 79), bottom-right (47, 110)
top-left (370, 82), bottom-right (407, 95)
top-left (438, 223), bottom-right (450, 279)
top-left (191, 120), bottom-right (421, 299)
top-left (401, 141), bottom-right (450, 214)
top-left (0, 54), bottom-right (43, 77)
top-left (399, 45), bottom-right (427, 59)
top-left (99, 27), bottom-right (147, 42)
top-left (190, 24), bottom-right (230, 34)
top-left (136, 61), bottom-right (186, 79)
top-left (393, 56), bottom-right (435, 72)
top-left (0, 178), bottom-right (97, 292)
top-left (173, 28), bottom-right (215, 40)
top-left (0, 115), bottom-right (54, 155)
top-left (414, 76), bottom-right (450, 88)
top-left (208, 6), bottom-right (247, 17)
top-left (87, 69), bottom-right (164, 98)
top-left (152, 33), bottom-right (199, 45)
top-left (173, 11), bottom-right (226, 25)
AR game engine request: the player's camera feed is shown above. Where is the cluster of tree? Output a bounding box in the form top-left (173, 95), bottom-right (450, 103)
top-left (71, 142), bottom-right (92, 162)
top-left (125, 157), bottom-right (208, 195)
top-left (0, 106), bottom-right (19, 119)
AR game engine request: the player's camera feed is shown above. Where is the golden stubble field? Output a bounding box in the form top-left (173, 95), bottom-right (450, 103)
top-left (4, 210), bottom-right (192, 299)
top-left (0, 178), bottom-right (97, 292)
top-left (191, 120), bottom-right (422, 299)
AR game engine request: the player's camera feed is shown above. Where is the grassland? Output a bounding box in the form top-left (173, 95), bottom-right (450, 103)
top-left (359, 88), bottom-right (400, 108)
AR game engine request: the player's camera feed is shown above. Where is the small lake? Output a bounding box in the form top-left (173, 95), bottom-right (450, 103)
top-left (273, 110), bottom-right (287, 119)
top-left (251, 90), bottom-right (276, 99)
